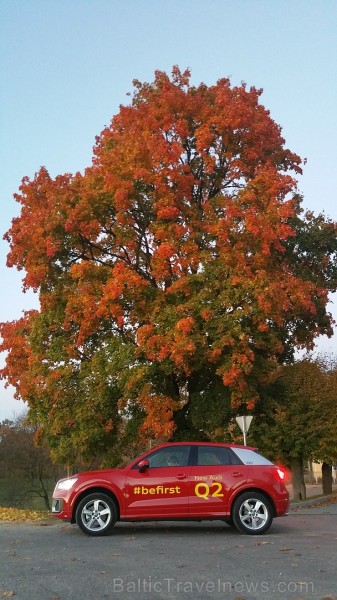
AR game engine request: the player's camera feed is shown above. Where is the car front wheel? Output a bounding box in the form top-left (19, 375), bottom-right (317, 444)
top-left (232, 492), bottom-right (273, 535)
top-left (76, 493), bottom-right (117, 536)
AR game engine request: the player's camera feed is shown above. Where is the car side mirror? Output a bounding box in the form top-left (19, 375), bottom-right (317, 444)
top-left (138, 459), bottom-right (149, 473)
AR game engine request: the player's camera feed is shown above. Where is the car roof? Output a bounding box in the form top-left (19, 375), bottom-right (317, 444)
top-left (152, 442), bottom-right (257, 450)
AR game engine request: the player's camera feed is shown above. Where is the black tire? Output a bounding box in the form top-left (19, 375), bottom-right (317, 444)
top-left (75, 493), bottom-right (117, 536)
top-left (232, 492), bottom-right (273, 535)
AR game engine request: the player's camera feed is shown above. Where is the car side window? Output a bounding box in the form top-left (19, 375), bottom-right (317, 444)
top-left (144, 446), bottom-right (191, 468)
top-left (197, 446), bottom-right (231, 466)
top-left (230, 448), bottom-right (273, 465)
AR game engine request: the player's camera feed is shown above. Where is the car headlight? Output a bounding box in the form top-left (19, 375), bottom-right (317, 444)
top-left (56, 477), bottom-right (78, 491)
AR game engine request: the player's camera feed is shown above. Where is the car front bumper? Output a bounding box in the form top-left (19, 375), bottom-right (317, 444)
top-left (52, 497), bottom-right (73, 521)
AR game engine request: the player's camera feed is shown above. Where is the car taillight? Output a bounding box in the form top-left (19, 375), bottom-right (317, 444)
top-left (276, 467), bottom-right (287, 481)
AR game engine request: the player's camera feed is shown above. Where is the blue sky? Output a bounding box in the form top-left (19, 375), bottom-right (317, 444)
top-left (1, 0), bottom-right (337, 420)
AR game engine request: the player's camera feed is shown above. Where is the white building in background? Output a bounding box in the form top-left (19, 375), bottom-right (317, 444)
top-left (306, 461), bottom-right (337, 484)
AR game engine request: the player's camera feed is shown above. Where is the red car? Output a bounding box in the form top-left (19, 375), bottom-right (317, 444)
top-left (52, 442), bottom-right (289, 536)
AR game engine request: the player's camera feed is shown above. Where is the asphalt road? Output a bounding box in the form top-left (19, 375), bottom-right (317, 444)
top-left (1, 501), bottom-right (337, 600)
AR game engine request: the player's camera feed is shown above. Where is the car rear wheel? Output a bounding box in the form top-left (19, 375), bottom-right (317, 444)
top-left (76, 493), bottom-right (117, 536)
top-left (232, 492), bottom-right (273, 535)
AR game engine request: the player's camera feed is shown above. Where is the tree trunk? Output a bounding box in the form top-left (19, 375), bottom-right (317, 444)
top-left (291, 456), bottom-right (306, 501)
top-left (322, 462), bottom-right (333, 495)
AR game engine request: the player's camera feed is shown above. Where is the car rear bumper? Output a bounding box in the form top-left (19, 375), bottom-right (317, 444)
top-left (274, 492), bottom-right (290, 516)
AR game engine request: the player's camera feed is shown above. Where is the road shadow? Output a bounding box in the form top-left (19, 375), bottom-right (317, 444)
top-left (56, 518), bottom-right (290, 538)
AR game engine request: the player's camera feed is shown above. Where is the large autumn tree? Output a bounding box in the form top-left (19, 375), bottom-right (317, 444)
top-left (1, 67), bottom-right (337, 463)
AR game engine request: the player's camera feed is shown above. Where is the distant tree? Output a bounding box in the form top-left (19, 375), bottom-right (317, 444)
top-left (313, 356), bottom-right (337, 494)
top-left (250, 356), bottom-right (337, 500)
top-left (1, 67), bottom-right (337, 462)
top-left (0, 415), bottom-right (60, 509)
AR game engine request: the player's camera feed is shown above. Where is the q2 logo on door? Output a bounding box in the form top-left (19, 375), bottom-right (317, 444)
top-left (194, 481), bottom-right (224, 500)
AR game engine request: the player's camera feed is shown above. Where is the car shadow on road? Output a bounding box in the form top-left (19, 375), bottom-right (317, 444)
top-left (58, 519), bottom-right (290, 537)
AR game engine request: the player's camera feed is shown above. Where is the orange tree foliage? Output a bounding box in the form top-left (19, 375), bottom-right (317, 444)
top-left (1, 67), bottom-right (337, 463)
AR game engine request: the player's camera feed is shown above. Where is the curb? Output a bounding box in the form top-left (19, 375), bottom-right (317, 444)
top-left (290, 492), bottom-right (337, 509)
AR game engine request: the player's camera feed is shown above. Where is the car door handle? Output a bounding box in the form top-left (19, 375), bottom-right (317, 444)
top-left (176, 474), bottom-right (188, 479)
top-left (232, 472), bottom-right (243, 477)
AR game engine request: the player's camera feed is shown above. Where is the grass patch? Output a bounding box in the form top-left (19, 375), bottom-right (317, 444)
top-left (0, 478), bottom-right (55, 511)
